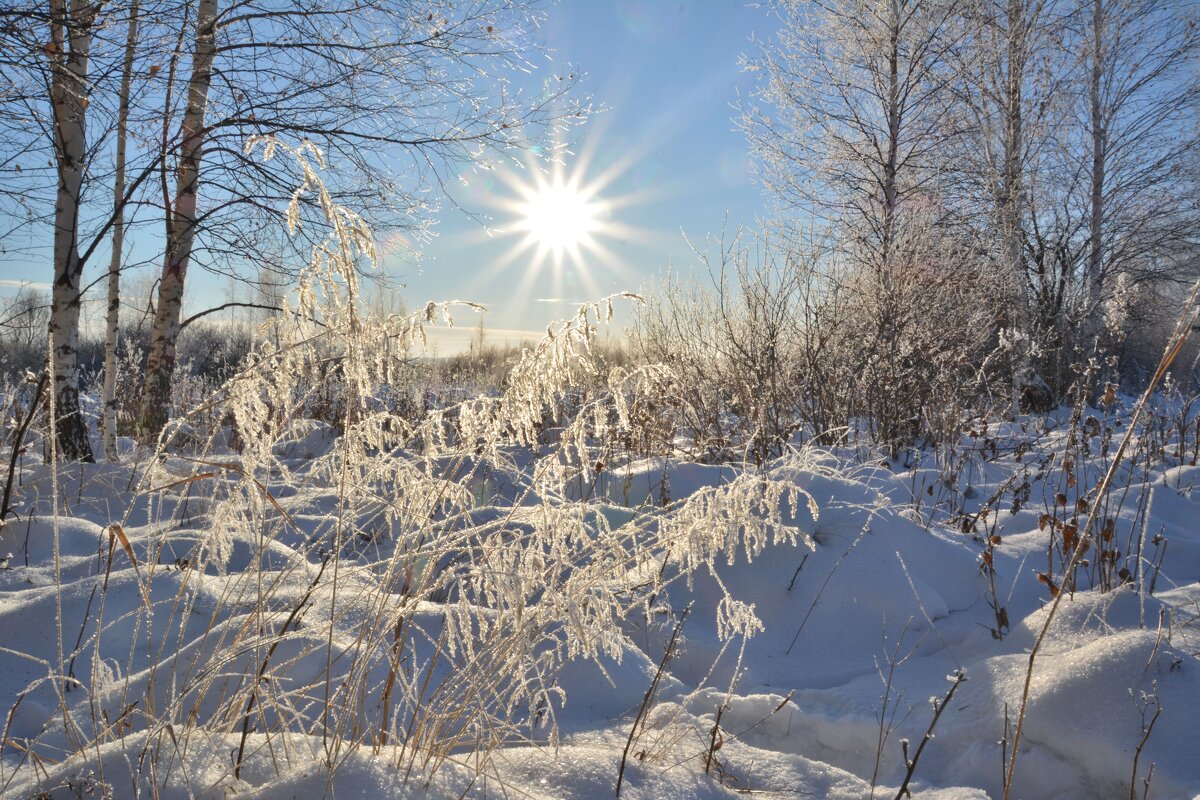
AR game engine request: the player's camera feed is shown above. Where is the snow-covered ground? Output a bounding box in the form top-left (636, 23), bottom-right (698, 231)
top-left (1, 404), bottom-right (1198, 799)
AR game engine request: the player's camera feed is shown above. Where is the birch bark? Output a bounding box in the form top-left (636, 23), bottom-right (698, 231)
top-left (101, 0), bottom-right (139, 460)
top-left (48, 0), bottom-right (97, 461)
top-left (140, 0), bottom-right (218, 439)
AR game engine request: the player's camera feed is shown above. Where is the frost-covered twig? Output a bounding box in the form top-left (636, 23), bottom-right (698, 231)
top-left (893, 669), bottom-right (966, 800)
top-left (616, 603), bottom-right (690, 798)
top-left (1129, 683), bottom-right (1163, 800)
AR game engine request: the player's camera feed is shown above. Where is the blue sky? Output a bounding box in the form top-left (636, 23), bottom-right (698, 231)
top-left (0, 1), bottom-right (779, 353)
top-left (399, 0), bottom-right (778, 350)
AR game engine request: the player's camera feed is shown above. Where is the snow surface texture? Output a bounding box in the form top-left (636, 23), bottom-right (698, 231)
top-left (2, 408), bottom-right (1199, 800)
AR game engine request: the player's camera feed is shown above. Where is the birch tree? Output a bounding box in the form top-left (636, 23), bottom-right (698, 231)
top-left (135, 0), bottom-right (585, 439)
top-left (947, 0), bottom-right (1074, 407)
top-left (741, 0), bottom-right (994, 452)
top-left (741, 0), bottom-right (969, 270)
top-left (100, 0), bottom-right (139, 460)
top-left (992, 0), bottom-right (1048, 412)
top-left (1079, 0), bottom-right (1200, 325)
top-left (2, 1), bottom-right (173, 457)
top-left (953, 0), bottom-right (1199, 396)
top-left (138, 0), bottom-right (216, 438)
top-left (47, 0), bottom-right (97, 461)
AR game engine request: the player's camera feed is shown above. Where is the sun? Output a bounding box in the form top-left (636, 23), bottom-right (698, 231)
top-left (515, 174), bottom-right (603, 260)
top-left (456, 137), bottom-right (668, 313)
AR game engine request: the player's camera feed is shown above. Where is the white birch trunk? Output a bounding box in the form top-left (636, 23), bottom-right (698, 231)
top-left (140, 0), bottom-right (218, 439)
top-left (1003, 0), bottom-right (1031, 419)
top-left (1086, 0), bottom-right (1107, 326)
top-left (101, 0), bottom-right (139, 461)
top-left (882, 0), bottom-right (902, 271)
top-left (48, 0), bottom-right (96, 462)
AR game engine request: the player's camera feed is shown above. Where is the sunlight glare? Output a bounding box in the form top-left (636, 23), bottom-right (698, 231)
top-left (517, 176), bottom-right (602, 258)
top-left (462, 134), bottom-right (668, 313)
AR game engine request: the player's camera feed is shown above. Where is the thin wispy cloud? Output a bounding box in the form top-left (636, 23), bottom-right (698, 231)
top-left (0, 279), bottom-right (51, 290)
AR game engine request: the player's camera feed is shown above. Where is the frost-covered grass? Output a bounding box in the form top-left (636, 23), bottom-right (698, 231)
top-left (2, 142), bottom-right (1199, 800)
top-left (5, 403), bottom-right (1200, 799)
